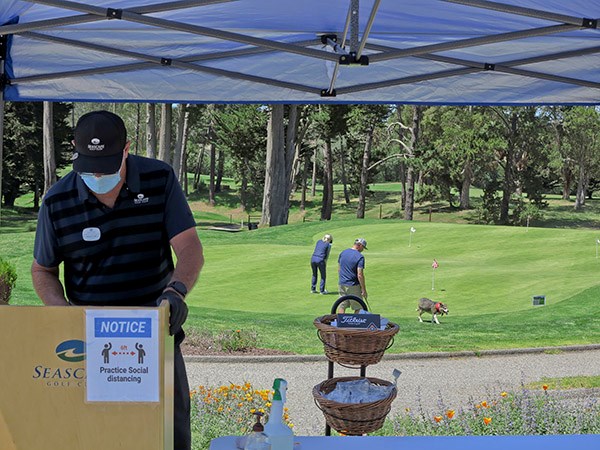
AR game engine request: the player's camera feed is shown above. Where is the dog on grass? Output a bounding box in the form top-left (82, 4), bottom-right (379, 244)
top-left (417, 297), bottom-right (449, 324)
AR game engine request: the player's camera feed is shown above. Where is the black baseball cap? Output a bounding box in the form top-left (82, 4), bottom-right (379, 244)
top-left (73, 110), bottom-right (127, 174)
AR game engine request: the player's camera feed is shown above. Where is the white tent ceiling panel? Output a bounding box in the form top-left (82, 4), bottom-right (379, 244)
top-left (2, 0), bottom-right (600, 104)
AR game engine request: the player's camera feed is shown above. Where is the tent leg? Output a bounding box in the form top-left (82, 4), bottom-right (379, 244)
top-left (0, 61), bottom-right (5, 227)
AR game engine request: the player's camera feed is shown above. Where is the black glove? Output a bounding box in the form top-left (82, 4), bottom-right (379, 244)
top-left (157, 290), bottom-right (188, 335)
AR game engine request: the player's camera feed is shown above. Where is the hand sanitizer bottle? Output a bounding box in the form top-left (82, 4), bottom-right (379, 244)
top-left (264, 379), bottom-right (293, 450)
top-left (244, 412), bottom-right (270, 450)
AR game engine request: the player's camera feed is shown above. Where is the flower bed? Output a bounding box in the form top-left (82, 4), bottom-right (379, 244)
top-left (191, 382), bottom-right (292, 450)
top-left (380, 385), bottom-right (600, 436)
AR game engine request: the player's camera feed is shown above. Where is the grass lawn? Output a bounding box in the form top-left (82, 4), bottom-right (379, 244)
top-left (2, 187), bottom-right (599, 354)
top-left (184, 219), bottom-right (600, 354)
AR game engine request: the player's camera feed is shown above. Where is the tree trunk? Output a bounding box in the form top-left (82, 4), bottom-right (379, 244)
top-left (500, 112), bottom-right (518, 224)
top-left (357, 128), bottom-right (374, 219)
top-left (134, 103), bottom-right (141, 155)
top-left (289, 109), bottom-right (310, 196)
top-left (33, 178), bottom-right (40, 210)
top-left (321, 138), bottom-right (334, 220)
top-left (215, 150), bottom-right (224, 193)
top-left (182, 155), bottom-right (188, 195)
top-left (574, 162), bottom-right (587, 210)
top-left (562, 164), bottom-right (572, 200)
top-left (396, 107), bottom-right (407, 210)
top-left (399, 160), bottom-right (406, 209)
top-left (311, 147), bottom-right (317, 197)
top-left (43, 101), bottom-right (57, 196)
top-left (172, 104), bottom-right (187, 183)
top-left (284, 105), bottom-right (299, 210)
top-left (240, 158), bottom-right (249, 211)
top-left (193, 147), bottom-right (204, 190)
top-left (300, 156), bottom-right (308, 211)
top-left (404, 167), bottom-right (415, 220)
top-left (339, 139), bottom-right (350, 204)
top-left (261, 104), bottom-right (288, 226)
top-left (158, 103), bottom-right (172, 164)
top-left (146, 103), bottom-right (157, 158)
top-left (207, 105), bottom-right (216, 206)
top-left (180, 107), bottom-right (191, 185)
top-left (208, 141), bottom-right (216, 206)
top-left (404, 106), bottom-right (422, 221)
top-left (459, 160), bottom-right (472, 209)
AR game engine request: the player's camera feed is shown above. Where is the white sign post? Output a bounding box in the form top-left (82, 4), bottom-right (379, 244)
top-left (86, 309), bottom-right (160, 403)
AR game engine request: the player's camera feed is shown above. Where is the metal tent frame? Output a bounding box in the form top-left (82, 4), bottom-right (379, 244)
top-left (1, 0), bottom-right (600, 104)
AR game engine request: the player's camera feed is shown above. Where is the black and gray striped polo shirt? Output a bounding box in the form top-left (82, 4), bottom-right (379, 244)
top-left (33, 155), bottom-right (196, 307)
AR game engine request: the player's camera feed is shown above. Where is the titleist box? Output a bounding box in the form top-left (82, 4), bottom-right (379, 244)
top-left (337, 313), bottom-right (381, 331)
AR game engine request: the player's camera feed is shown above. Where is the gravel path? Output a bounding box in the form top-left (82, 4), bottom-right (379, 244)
top-left (185, 345), bottom-right (600, 436)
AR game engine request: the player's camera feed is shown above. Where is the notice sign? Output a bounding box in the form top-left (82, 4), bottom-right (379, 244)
top-left (86, 309), bottom-right (159, 402)
top-left (337, 313), bottom-right (381, 331)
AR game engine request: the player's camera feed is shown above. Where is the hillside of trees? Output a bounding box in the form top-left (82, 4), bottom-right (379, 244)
top-left (2, 103), bottom-right (599, 226)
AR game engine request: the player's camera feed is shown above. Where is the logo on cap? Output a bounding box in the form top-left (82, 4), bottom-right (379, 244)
top-left (87, 137), bottom-right (105, 152)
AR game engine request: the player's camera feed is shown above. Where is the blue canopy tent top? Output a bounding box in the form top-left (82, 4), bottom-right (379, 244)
top-left (1, 0), bottom-right (600, 105)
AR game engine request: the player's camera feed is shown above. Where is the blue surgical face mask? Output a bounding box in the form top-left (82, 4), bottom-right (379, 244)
top-left (80, 171), bottom-right (121, 194)
top-left (79, 156), bottom-right (125, 194)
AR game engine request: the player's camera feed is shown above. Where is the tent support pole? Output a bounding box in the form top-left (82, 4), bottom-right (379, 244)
top-left (356, 0), bottom-right (381, 60)
top-left (323, 4), bottom-right (354, 96)
top-left (443, 0), bottom-right (598, 28)
top-left (350, 0), bottom-right (359, 54)
top-left (0, 34), bottom-right (6, 227)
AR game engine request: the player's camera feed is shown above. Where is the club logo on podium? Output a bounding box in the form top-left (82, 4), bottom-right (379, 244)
top-left (55, 340), bottom-right (86, 362)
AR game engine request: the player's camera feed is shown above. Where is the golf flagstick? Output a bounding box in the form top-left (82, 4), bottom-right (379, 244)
top-left (431, 259), bottom-right (439, 290)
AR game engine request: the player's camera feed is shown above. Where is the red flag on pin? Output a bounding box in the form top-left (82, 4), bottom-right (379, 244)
top-left (432, 259), bottom-right (439, 269)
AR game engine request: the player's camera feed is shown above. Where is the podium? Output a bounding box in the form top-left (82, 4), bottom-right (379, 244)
top-left (0, 303), bottom-right (173, 450)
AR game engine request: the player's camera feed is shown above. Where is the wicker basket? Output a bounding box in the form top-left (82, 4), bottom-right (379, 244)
top-left (313, 376), bottom-right (397, 435)
top-left (314, 314), bottom-right (399, 367)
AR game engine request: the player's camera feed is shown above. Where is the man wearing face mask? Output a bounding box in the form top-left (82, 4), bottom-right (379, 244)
top-left (31, 110), bottom-right (204, 450)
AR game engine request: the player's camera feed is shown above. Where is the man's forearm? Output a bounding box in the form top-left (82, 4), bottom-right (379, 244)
top-left (358, 272), bottom-right (367, 297)
top-left (169, 228), bottom-right (204, 295)
top-left (31, 261), bottom-right (69, 306)
top-left (171, 246), bottom-right (203, 293)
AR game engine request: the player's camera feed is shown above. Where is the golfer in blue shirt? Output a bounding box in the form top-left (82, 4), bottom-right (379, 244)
top-left (310, 234), bottom-right (333, 294)
top-left (337, 238), bottom-right (368, 313)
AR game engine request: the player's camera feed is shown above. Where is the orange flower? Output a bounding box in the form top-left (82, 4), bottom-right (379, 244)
top-left (542, 384), bottom-right (549, 391)
top-left (500, 392), bottom-right (508, 398)
top-left (434, 415), bottom-right (443, 423)
top-left (481, 401), bottom-right (489, 408)
top-left (446, 410), bottom-right (455, 419)
top-left (483, 417), bottom-right (492, 425)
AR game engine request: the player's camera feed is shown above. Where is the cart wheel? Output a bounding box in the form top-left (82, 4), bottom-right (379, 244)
top-left (330, 295), bottom-right (368, 314)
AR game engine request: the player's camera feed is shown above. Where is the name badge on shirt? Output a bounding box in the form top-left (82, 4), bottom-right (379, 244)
top-left (82, 227), bottom-right (101, 241)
